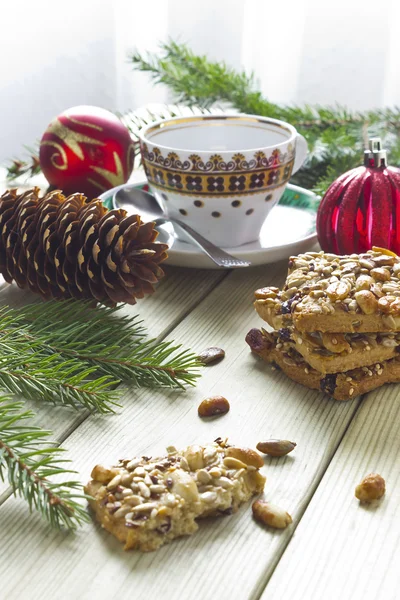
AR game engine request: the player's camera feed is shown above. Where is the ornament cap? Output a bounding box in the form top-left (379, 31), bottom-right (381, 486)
top-left (364, 137), bottom-right (387, 168)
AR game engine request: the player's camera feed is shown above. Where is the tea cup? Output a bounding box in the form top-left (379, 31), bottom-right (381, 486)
top-left (139, 114), bottom-right (307, 247)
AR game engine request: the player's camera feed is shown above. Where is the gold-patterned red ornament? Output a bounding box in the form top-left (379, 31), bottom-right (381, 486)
top-left (39, 106), bottom-right (135, 199)
top-left (0, 188), bottom-right (168, 305)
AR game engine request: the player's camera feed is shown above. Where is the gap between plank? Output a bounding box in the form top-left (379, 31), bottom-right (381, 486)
top-left (151, 269), bottom-right (232, 343)
top-left (251, 393), bottom-right (366, 600)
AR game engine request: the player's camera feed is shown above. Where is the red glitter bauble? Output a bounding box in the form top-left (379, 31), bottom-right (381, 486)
top-left (39, 105), bottom-right (135, 199)
top-left (317, 138), bottom-right (400, 255)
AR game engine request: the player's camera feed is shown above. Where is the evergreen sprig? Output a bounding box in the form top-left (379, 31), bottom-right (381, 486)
top-left (130, 40), bottom-right (400, 194)
top-left (0, 396), bottom-right (89, 529)
top-left (6, 300), bottom-right (201, 392)
top-left (6, 146), bottom-right (41, 181)
top-left (0, 299), bottom-right (201, 529)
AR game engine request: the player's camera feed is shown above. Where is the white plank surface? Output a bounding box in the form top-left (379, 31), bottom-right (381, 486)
top-left (0, 263), bottom-right (363, 600)
top-left (261, 384), bottom-right (400, 600)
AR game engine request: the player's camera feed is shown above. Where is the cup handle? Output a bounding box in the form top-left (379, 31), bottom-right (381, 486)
top-left (292, 134), bottom-right (308, 175)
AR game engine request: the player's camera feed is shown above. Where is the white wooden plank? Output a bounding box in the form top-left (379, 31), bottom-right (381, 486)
top-left (0, 262), bottom-right (363, 600)
top-left (261, 384), bottom-right (400, 600)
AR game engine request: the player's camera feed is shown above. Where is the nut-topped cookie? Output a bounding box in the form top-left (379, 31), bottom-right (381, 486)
top-left (85, 441), bottom-right (265, 552)
top-left (255, 248), bottom-right (400, 333)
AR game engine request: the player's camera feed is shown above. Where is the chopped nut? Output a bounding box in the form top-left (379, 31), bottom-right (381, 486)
top-left (378, 296), bottom-right (400, 315)
top-left (256, 440), bottom-right (296, 457)
top-left (359, 258), bottom-right (375, 270)
top-left (355, 473), bottom-right (386, 503)
top-left (370, 267), bottom-right (391, 282)
top-left (321, 332), bottom-right (350, 353)
top-left (252, 500), bottom-right (292, 529)
top-left (91, 464), bottom-right (120, 484)
top-left (169, 469), bottom-right (200, 502)
top-left (197, 469), bottom-right (212, 484)
top-left (354, 290), bottom-right (378, 314)
top-left (326, 279), bottom-right (351, 301)
top-left (225, 446), bottom-right (264, 468)
top-left (198, 396), bottom-right (230, 417)
top-left (255, 287), bottom-right (278, 299)
top-left (355, 275), bottom-right (374, 291)
top-left (223, 456), bottom-right (248, 470)
top-left (183, 445), bottom-right (205, 470)
top-left (197, 346), bottom-right (225, 365)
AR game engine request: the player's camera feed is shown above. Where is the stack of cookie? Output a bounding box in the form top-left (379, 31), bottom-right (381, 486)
top-left (246, 248), bottom-right (400, 400)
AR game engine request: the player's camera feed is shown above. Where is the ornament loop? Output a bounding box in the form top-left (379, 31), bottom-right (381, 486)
top-left (364, 137), bottom-right (387, 168)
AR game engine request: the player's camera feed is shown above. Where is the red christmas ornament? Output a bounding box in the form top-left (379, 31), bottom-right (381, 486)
top-left (317, 138), bottom-right (400, 254)
top-left (39, 105), bottom-right (135, 199)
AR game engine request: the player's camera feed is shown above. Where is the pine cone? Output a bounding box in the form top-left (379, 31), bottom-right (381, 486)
top-left (0, 188), bottom-right (168, 304)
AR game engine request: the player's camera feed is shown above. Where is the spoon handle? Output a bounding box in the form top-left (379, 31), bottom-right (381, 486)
top-left (168, 217), bottom-right (251, 268)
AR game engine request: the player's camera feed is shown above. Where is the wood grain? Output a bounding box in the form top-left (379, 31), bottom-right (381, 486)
top-left (261, 383), bottom-right (400, 600)
top-left (0, 262), bottom-right (363, 600)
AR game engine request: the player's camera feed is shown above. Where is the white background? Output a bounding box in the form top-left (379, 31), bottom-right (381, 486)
top-left (1, 0), bottom-right (399, 162)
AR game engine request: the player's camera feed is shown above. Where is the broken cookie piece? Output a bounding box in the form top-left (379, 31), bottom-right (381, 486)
top-left (85, 441), bottom-right (265, 552)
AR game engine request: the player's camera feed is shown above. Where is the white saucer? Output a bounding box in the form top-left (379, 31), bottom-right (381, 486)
top-left (102, 181), bottom-right (318, 269)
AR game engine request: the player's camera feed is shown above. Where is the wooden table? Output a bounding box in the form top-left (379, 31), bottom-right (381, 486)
top-left (0, 177), bottom-right (399, 600)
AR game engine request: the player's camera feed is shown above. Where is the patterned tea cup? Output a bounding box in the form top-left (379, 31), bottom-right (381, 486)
top-left (139, 114), bottom-right (307, 247)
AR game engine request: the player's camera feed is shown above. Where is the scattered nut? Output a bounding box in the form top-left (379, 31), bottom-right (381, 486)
top-left (252, 500), bottom-right (293, 529)
top-left (256, 440), bottom-right (296, 457)
top-left (225, 446), bottom-right (264, 468)
top-left (355, 473), bottom-right (386, 503)
top-left (197, 346), bottom-right (225, 365)
top-left (198, 395), bottom-right (230, 417)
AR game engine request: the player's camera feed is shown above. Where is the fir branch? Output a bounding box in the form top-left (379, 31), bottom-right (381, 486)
top-left (0, 396), bottom-right (88, 529)
top-left (130, 40), bottom-right (400, 194)
top-left (0, 341), bottom-right (120, 414)
top-left (6, 145), bottom-right (40, 181)
top-left (5, 301), bottom-right (201, 390)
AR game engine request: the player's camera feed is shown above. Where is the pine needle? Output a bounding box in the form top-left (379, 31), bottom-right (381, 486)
top-left (0, 300), bottom-right (201, 412)
top-left (0, 396), bottom-right (88, 529)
